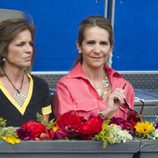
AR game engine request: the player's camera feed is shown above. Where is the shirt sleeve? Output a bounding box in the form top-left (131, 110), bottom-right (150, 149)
top-left (125, 82), bottom-right (135, 110)
top-left (53, 82), bottom-right (75, 118)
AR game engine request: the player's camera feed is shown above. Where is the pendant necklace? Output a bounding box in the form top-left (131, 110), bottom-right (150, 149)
top-left (4, 72), bottom-right (26, 107)
top-left (91, 75), bottom-right (110, 99)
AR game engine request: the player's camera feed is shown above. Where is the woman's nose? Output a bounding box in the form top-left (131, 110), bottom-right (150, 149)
top-left (94, 44), bottom-right (101, 54)
top-left (25, 43), bottom-right (33, 53)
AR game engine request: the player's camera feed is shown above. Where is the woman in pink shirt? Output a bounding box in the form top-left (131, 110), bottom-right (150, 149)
top-left (53, 16), bottom-right (135, 120)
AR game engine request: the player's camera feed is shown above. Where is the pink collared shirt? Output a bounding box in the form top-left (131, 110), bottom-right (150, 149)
top-left (53, 63), bottom-right (135, 119)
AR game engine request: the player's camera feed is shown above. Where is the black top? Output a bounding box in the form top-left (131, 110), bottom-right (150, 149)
top-left (0, 74), bottom-right (52, 126)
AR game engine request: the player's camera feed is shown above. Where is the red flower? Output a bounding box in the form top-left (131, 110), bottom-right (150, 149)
top-left (40, 129), bottom-right (55, 140)
top-left (47, 129), bottom-right (55, 139)
top-left (56, 111), bottom-right (81, 132)
top-left (126, 110), bottom-right (141, 126)
top-left (16, 128), bottom-right (33, 140)
top-left (21, 120), bottom-right (45, 139)
top-left (55, 111), bottom-right (103, 139)
top-left (79, 117), bottom-right (103, 137)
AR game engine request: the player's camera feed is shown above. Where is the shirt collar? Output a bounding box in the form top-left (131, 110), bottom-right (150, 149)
top-left (104, 66), bottom-right (122, 78)
top-left (68, 62), bottom-right (86, 79)
top-left (68, 62), bottom-right (122, 79)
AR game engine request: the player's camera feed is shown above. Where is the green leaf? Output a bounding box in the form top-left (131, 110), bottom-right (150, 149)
top-left (36, 113), bottom-right (55, 129)
top-left (0, 117), bottom-right (6, 128)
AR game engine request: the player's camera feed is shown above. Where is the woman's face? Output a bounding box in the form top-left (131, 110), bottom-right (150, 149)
top-left (78, 26), bottom-right (112, 69)
top-left (5, 29), bottom-right (33, 69)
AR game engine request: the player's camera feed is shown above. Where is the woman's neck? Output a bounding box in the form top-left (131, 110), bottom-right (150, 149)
top-left (82, 64), bottom-right (105, 81)
top-left (2, 65), bottom-right (25, 82)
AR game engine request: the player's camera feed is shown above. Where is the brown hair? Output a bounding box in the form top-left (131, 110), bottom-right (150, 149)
top-left (0, 19), bottom-right (35, 75)
top-left (76, 16), bottom-right (114, 64)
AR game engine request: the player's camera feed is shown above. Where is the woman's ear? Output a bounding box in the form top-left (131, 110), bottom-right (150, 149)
top-left (76, 41), bottom-right (82, 53)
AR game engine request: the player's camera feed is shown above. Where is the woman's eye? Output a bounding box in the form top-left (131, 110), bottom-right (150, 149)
top-left (16, 42), bottom-right (25, 47)
top-left (100, 41), bottom-right (109, 45)
top-left (29, 41), bottom-right (34, 46)
top-left (86, 41), bottom-right (96, 45)
top-left (16, 41), bottom-right (33, 47)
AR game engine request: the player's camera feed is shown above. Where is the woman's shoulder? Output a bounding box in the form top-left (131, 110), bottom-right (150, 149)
top-left (58, 63), bottom-right (86, 84)
top-left (106, 67), bottom-right (134, 89)
top-left (57, 73), bottom-right (72, 85)
top-left (57, 73), bottom-right (84, 89)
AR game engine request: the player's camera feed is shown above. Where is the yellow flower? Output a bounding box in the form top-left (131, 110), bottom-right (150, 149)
top-left (134, 121), bottom-right (154, 135)
top-left (52, 125), bottom-right (59, 132)
top-left (2, 136), bottom-right (21, 144)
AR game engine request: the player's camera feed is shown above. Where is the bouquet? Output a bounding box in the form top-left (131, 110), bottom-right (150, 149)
top-left (1, 107), bottom-right (158, 148)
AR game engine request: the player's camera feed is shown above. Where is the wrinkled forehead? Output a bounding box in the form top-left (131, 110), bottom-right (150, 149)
top-left (0, 9), bottom-right (33, 24)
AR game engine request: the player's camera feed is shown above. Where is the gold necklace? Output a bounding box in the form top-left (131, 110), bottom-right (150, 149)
top-left (4, 72), bottom-right (26, 106)
top-left (90, 76), bottom-right (110, 99)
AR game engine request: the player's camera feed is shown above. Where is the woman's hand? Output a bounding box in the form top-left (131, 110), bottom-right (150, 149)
top-left (107, 88), bottom-right (125, 111)
top-left (99, 88), bottom-right (126, 118)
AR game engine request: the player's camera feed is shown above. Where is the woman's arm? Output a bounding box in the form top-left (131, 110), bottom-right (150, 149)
top-left (53, 82), bottom-right (75, 118)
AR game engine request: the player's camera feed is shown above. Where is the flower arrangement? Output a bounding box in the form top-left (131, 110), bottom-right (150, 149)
top-left (1, 109), bottom-right (158, 147)
top-left (0, 117), bottom-right (20, 144)
top-left (0, 111), bottom-right (132, 147)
